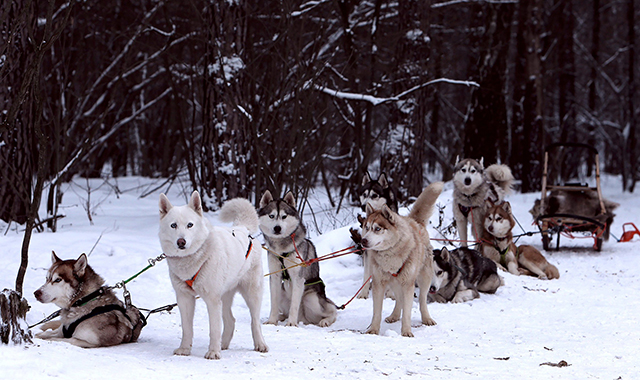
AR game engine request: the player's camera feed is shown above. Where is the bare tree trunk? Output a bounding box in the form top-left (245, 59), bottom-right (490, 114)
top-left (624, 0), bottom-right (637, 192)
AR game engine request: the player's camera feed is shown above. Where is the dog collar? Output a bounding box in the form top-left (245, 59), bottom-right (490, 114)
top-left (391, 262), bottom-right (406, 277)
top-left (71, 286), bottom-right (107, 308)
top-left (185, 268), bottom-right (201, 288)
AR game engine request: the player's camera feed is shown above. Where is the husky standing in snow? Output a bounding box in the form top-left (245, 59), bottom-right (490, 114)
top-left (258, 190), bottom-right (338, 327)
top-left (158, 191), bottom-right (268, 360)
top-left (359, 182), bottom-right (443, 337)
top-left (452, 157), bottom-right (514, 246)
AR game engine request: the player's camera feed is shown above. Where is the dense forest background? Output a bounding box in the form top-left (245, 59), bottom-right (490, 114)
top-left (1, 0), bottom-right (638, 228)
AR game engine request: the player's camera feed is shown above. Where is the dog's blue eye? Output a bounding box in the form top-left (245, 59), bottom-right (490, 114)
top-left (374, 226), bottom-right (381, 232)
top-left (187, 222), bottom-right (193, 228)
top-left (171, 223), bottom-right (177, 229)
top-left (53, 278), bottom-right (62, 283)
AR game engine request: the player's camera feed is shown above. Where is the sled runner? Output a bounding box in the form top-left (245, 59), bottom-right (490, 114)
top-left (533, 143), bottom-right (615, 252)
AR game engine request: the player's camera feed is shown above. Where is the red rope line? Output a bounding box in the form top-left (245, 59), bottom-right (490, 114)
top-left (338, 275), bottom-right (372, 310)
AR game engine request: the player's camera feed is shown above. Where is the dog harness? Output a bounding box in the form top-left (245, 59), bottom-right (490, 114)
top-left (63, 304), bottom-right (132, 338)
top-left (458, 204), bottom-right (474, 218)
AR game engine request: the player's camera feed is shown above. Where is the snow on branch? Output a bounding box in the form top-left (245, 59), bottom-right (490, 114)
top-left (314, 78), bottom-right (479, 106)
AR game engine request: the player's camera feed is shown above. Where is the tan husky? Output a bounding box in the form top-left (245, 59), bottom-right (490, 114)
top-left (482, 201), bottom-right (560, 280)
top-left (360, 182), bottom-right (443, 337)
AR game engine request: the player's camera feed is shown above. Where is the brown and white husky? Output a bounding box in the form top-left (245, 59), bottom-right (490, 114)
top-left (482, 201), bottom-right (560, 280)
top-left (360, 182), bottom-right (443, 337)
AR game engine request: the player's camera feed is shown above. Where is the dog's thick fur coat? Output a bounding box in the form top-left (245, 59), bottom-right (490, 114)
top-left (453, 158), bottom-right (514, 246)
top-left (360, 182), bottom-right (443, 337)
top-left (483, 201), bottom-right (560, 280)
top-left (259, 190), bottom-right (338, 327)
top-left (430, 247), bottom-right (502, 303)
top-left (34, 252), bottom-right (143, 348)
top-left (159, 191), bottom-right (268, 359)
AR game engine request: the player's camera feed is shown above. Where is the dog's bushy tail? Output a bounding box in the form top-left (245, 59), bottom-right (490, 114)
top-left (408, 182), bottom-right (444, 226)
top-left (219, 198), bottom-right (260, 234)
top-left (485, 164), bottom-right (514, 194)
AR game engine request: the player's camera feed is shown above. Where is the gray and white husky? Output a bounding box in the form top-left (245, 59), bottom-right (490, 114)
top-left (452, 157), bottom-right (514, 246)
top-left (34, 252), bottom-right (144, 347)
top-left (430, 247), bottom-right (503, 303)
top-left (258, 190), bottom-right (338, 327)
top-left (159, 191), bottom-right (268, 359)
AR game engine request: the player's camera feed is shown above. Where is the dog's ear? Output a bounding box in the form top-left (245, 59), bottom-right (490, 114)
top-left (259, 190), bottom-right (273, 208)
top-left (51, 251), bottom-right (62, 264)
top-left (479, 157), bottom-right (484, 169)
top-left (381, 204), bottom-right (395, 224)
top-left (362, 172), bottom-right (372, 186)
top-left (74, 253), bottom-right (88, 277)
top-left (159, 193), bottom-right (173, 219)
top-left (440, 247), bottom-right (450, 261)
top-left (501, 201), bottom-right (511, 214)
top-left (378, 173), bottom-right (389, 188)
top-left (365, 202), bottom-right (375, 216)
top-left (188, 191), bottom-right (203, 216)
top-left (455, 155), bottom-right (460, 165)
top-left (485, 198), bottom-right (496, 209)
top-left (357, 214), bottom-right (366, 226)
top-left (283, 191), bottom-right (296, 208)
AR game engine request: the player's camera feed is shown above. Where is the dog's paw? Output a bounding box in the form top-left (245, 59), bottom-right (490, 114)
top-left (204, 350), bottom-right (221, 360)
top-left (254, 342), bottom-right (269, 353)
top-left (365, 327), bottom-right (379, 335)
top-left (385, 315), bottom-right (400, 324)
top-left (538, 274), bottom-right (549, 280)
top-left (173, 347), bottom-right (191, 356)
top-left (285, 320), bottom-right (299, 327)
top-left (422, 318), bottom-right (437, 326)
top-left (264, 318), bottom-right (278, 325)
top-left (401, 329), bottom-right (415, 338)
top-left (356, 292), bottom-right (369, 299)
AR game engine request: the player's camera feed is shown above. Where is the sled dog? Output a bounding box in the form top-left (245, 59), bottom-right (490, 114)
top-left (453, 157), bottom-right (514, 246)
top-left (34, 252), bottom-right (144, 347)
top-left (352, 172), bottom-right (399, 299)
top-left (358, 172), bottom-right (399, 212)
top-left (482, 201), bottom-right (560, 280)
top-left (360, 182), bottom-right (443, 337)
top-left (159, 192), bottom-right (268, 359)
top-left (259, 190), bottom-right (338, 327)
top-left (429, 247), bottom-right (502, 303)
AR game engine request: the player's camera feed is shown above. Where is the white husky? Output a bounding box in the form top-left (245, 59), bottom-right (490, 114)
top-left (158, 191), bottom-right (268, 360)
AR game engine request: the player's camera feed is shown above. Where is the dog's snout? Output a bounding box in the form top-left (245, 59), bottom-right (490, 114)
top-left (273, 225), bottom-right (281, 234)
top-left (177, 238), bottom-right (187, 249)
top-left (34, 289), bottom-right (42, 301)
top-left (464, 177), bottom-right (471, 186)
top-left (488, 225), bottom-right (493, 232)
top-left (361, 238), bottom-right (369, 248)
top-left (429, 285), bottom-right (437, 294)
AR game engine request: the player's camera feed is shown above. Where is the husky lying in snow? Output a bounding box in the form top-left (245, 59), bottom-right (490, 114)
top-left (483, 201), bottom-right (560, 280)
top-left (430, 247), bottom-right (503, 303)
top-left (159, 192), bottom-right (268, 359)
top-left (34, 252), bottom-right (144, 347)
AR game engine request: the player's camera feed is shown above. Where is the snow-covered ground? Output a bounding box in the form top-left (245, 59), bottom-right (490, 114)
top-left (1, 175), bottom-right (639, 379)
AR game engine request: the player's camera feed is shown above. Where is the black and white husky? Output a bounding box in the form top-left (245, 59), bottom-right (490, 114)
top-left (34, 252), bottom-right (144, 347)
top-left (430, 247), bottom-right (503, 303)
top-left (258, 190), bottom-right (338, 327)
top-left (452, 157), bottom-right (514, 246)
top-left (358, 172), bottom-right (399, 212)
